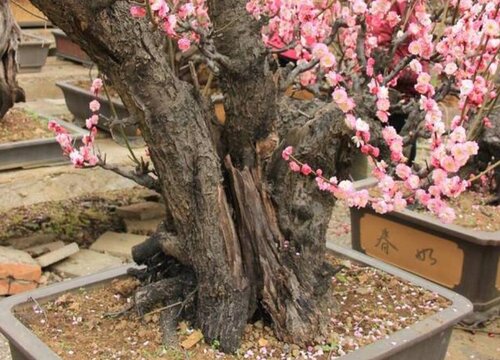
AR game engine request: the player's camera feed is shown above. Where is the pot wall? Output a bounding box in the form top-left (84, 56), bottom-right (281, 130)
top-left (17, 34), bottom-right (50, 73)
top-left (0, 245), bottom-right (472, 360)
top-left (51, 30), bottom-right (92, 66)
top-left (0, 118), bottom-right (86, 171)
top-left (351, 206), bottom-right (500, 313)
top-left (56, 81), bottom-right (130, 132)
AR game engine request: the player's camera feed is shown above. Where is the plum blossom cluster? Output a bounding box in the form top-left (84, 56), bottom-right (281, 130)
top-left (259, 0), bottom-right (500, 223)
top-left (123, 1), bottom-right (499, 223)
top-left (49, 79), bottom-right (103, 167)
top-left (130, 0), bottom-right (211, 52)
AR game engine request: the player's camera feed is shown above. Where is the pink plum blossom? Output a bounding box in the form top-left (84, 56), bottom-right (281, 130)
top-left (178, 38), bottom-right (191, 52)
top-left (89, 100), bottom-right (100, 112)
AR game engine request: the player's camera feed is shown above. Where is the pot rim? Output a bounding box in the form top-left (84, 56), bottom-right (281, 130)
top-left (0, 244), bottom-right (472, 360)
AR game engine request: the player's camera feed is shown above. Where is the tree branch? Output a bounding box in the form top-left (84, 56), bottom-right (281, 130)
top-left (89, 0), bottom-right (118, 11)
top-left (383, 55), bottom-right (416, 85)
top-left (356, 20), bottom-right (367, 70)
top-left (280, 59), bottom-right (319, 91)
top-left (279, 19), bottom-right (347, 91)
top-left (97, 161), bottom-right (161, 192)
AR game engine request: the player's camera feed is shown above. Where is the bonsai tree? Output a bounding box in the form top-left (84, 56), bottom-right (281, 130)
top-left (34, 0), bottom-right (498, 352)
top-left (0, 0), bottom-right (25, 119)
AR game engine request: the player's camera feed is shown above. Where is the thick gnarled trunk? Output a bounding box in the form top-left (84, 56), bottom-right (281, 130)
top-left (31, 0), bottom-right (353, 352)
top-left (0, 0), bottom-right (25, 119)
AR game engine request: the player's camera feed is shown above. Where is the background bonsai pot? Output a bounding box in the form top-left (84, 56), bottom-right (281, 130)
top-left (10, 0), bottom-right (51, 28)
top-left (56, 80), bottom-right (132, 130)
top-left (351, 179), bottom-right (500, 316)
top-left (51, 29), bottom-right (92, 66)
top-left (0, 244), bottom-right (471, 360)
top-left (17, 33), bottom-right (50, 73)
top-left (0, 118), bottom-right (86, 171)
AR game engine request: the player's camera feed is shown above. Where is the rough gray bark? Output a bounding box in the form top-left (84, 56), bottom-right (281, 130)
top-left (31, 0), bottom-right (354, 351)
top-left (0, 0), bottom-right (25, 119)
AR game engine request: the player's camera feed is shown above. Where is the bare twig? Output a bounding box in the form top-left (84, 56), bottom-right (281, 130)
top-left (270, 41), bottom-right (297, 54)
top-left (469, 160), bottom-right (500, 183)
top-left (383, 55), bottom-right (416, 85)
top-left (281, 59), bottom-right (319, 90)
top-left (188, 61), bottom-right (200, 91)
top-left (104, 303), bottom-right (134, 318)
top-left (142, 301), bottom-right (183, 318)
top-left (97, 160), bottom-right (161, 192)
top-left (202, 72), bottom-right (214, 97)
top-left (356, 20), bottom-right (367, 70)
top-left (28, 296), bottom-right (49, 326)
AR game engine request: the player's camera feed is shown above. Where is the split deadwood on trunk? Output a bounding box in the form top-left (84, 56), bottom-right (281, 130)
top-left (0, 0), bottom-right (25, 119)
top-left (31, 0), bottom-right (366, 351)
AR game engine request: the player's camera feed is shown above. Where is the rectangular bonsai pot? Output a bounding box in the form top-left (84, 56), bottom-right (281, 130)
top-left (351, 179), bottom-right (500, 313)
top-left (0, 244), bottom-right (472, 360)
top-left (56, 80), bottom-right (130, 133)
top-left (51, 29), bottom-right (92, 67)
top-left (17, 33), bottom-right (50, 73)
top-left (0, 118), bottom-right (86, 171)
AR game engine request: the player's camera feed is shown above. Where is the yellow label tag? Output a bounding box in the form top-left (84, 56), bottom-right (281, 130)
top-left (360, 213), bottom-right (464, 288)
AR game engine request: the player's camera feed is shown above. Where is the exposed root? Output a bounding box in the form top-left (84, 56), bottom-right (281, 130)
top-left (134, 273), bottom-right (196, 316)
top-left (132, 222), bottom-right (190, 266)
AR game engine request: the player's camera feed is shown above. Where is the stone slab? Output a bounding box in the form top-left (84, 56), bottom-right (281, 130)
top-left (52, 249), bottom-right (123, 277)
top-left (0, 247), bottom-right (41, 281)
top-left (90, 231), bottom-right (147, 259)
top-left (116, 202), bottom-right (166, 220)
top-left (25, 241), bottom-right (65, 257)
top-left (35, 243), bottom-right (79, 268)
top-left (0, 138), bottom-right (145, 213)
top-left (124, 218), bottom-right (162, 235)
top-left (3, 233), bottom-right (56, 249)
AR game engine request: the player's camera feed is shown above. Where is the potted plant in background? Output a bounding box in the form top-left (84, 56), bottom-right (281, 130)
top-left (0, 108), bottom-right (86, 170)
top-left (51, 29), bottom-right (92, 66)
top-left (17, 32), bottom-right (50, 73)
top-left (56, 79), bottom-right (129, 131)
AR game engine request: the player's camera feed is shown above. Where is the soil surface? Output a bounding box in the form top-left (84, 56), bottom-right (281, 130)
top-left (412, 190), bottom-right (500, 232)
top-left (369, 183), bottom-right (499, 232)
top-left (0, 187), bottom-right (157, 247)
top-left (74, 79), bottom-right (121, 99)
top-left (0, 108), bottom-right (53, 143)
top-left (16, 255), bottom-right (449, 360)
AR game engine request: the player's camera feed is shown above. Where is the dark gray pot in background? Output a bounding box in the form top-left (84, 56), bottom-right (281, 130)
top-left (0, 118), bottom-right (87, 171)
top-left (56, 80), bottom-right (129, 132)
top-left (51, 29), bottom-right (92, 67)
top-left (17, 33), bottom-right (50, 73)
top-left (0, 244), bottom-right (472, 360)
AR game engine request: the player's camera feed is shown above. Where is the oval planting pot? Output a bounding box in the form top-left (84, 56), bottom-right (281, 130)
top-left (17, 33), bottom-right (50, 73)
top-left (351, 180), bottom-right (500, 316)
top-left (0, 244), bottom-right (471, 360)
top-left (0, 118), bottom-right (86, 171)
top-left (51, 29), bottom-right (92, 67)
